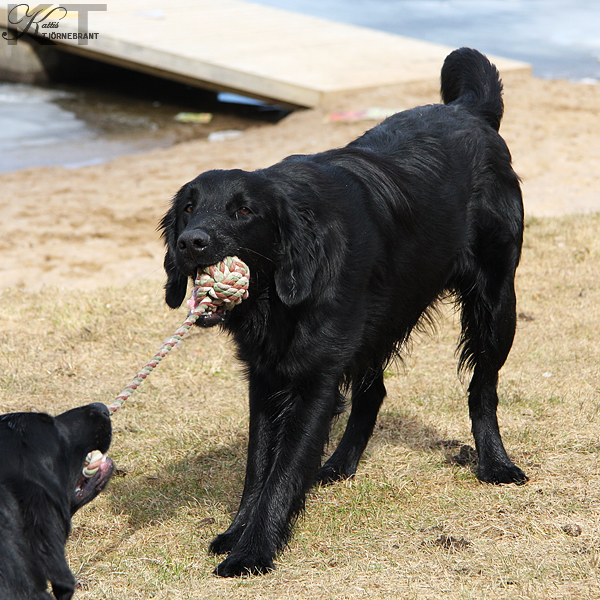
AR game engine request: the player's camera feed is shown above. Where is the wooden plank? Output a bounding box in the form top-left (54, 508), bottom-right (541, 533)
top-left (0, 1), bottom-right (530, 107)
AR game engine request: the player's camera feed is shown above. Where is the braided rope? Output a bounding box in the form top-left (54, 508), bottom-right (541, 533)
top-left (82, 256), bottom-right (249, 476)
top-left (107, 257), bottom-right (250, 413)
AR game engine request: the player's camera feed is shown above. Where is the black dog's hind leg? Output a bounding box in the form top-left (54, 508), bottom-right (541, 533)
top-left (318, 372), bottom-right (386, 484)
top-left (457, 234), bottom-right (527, 485)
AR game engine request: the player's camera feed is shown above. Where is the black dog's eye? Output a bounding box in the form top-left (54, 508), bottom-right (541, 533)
top-left (184, 203), bottom-right (193, 214)
top-left (237, 207), bottom-right (252, 216)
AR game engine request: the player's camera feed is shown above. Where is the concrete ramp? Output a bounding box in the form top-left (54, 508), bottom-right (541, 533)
top-left (1, 1), bottom-right (530, 107)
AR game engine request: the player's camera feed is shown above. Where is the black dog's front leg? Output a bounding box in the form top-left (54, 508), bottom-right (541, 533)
top-left (213, 379), bottom-right (339, 577)
top-left (209, 375), bottom-right (276, 556)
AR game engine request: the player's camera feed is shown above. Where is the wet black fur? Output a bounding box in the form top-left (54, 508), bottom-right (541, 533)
top-left (0, 404), bottom-right (112, 599)
top-left (161, 48), bottom-right (526, 577)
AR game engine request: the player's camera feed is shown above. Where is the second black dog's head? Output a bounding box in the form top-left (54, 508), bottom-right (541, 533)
top-left (56, 403), bottom-right (114, 514)
top-left (0, 402), bottom-right (113, 517)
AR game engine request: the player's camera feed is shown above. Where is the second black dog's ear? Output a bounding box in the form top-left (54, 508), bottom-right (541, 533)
top-left (18, 480), bottom-right (77, 599)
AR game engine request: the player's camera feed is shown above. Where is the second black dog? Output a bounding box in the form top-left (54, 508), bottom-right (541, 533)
top-left (161, 48), bottom-right (526, 576)
top-left (0, 403), bottom-right (114, 599)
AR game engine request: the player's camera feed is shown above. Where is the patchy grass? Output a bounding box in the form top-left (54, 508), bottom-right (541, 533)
top-left (1, 213), bottom-right (600, 599)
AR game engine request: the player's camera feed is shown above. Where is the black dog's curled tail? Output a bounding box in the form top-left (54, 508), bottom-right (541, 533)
top-left (441, 47), bottom-right (504, 132)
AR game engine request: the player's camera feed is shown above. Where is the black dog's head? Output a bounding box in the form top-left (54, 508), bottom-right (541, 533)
top-left (0, 402), bottom-right (113, 517)
top-left (160, 169), bottom-right (279, 323)
top-left (160, 164), bottom-right (348, 323)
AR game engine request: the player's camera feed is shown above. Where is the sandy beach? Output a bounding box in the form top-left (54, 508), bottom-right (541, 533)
top-left (1, 70), bottom-right (599, 292)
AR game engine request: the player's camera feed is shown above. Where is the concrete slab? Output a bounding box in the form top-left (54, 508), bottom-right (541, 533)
top-left (1, 1), bottom-right (530, 107)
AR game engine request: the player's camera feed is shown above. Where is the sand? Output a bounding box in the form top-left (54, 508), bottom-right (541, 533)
top-left (1, 71), bottom-right (599, 292)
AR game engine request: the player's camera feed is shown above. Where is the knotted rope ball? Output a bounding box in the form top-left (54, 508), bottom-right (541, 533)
top-left (189, 256), bottom-right (251, 314)
top-left (82, 256), bottom-right (250, 477)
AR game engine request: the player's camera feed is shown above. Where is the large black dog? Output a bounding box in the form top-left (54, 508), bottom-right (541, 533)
top-left (161, 48), bottom-right (526, 576)
top-left (0, 403), bottom-right (113, 599)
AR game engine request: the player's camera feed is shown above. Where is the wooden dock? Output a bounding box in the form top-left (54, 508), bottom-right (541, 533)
top-left (1, 1), bottom-right (530, 107)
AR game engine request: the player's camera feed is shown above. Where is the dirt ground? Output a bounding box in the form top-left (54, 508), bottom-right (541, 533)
top-left (1, 70), bottom-right (599, 292)
top-left (2, 70), bottom-right (600, 599)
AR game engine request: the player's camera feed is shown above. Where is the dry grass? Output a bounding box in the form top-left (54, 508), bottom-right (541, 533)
top-left (1, 213), bottom-right (600, 599)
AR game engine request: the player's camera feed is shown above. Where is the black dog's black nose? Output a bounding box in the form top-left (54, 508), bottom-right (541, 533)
top-left (177, 230), bottom-right (211, 253)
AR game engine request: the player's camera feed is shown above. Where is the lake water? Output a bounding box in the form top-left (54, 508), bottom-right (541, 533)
top-left (0, 82), bottom-right (172, 172)
top-left (257, 0), bottom-right (600, 81)
top-left (2, 1), bottom-right (598, 173)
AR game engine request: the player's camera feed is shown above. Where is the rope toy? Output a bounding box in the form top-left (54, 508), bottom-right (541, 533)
top-left (82, 256), bottom-right (250, 477)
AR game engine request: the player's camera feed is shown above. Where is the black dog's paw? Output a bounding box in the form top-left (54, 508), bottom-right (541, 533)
top-left (214, 553), bottom-right (275, 577)
top-left (317, 463), bottom-right (355, 486)
top-left (478, 462), bottom-right (528, 485)
top-left (209, 531), bottom-right (241, 555)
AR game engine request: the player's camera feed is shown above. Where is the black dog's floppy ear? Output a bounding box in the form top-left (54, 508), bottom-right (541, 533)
top-left (274, 208), bottom-right (321, 306)
top-left (273, 180), bottom-right (345, 307)
top-left (160, 195), bottom-right (189, 309)
top-left (163, 249), bottom-right (188, 309)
